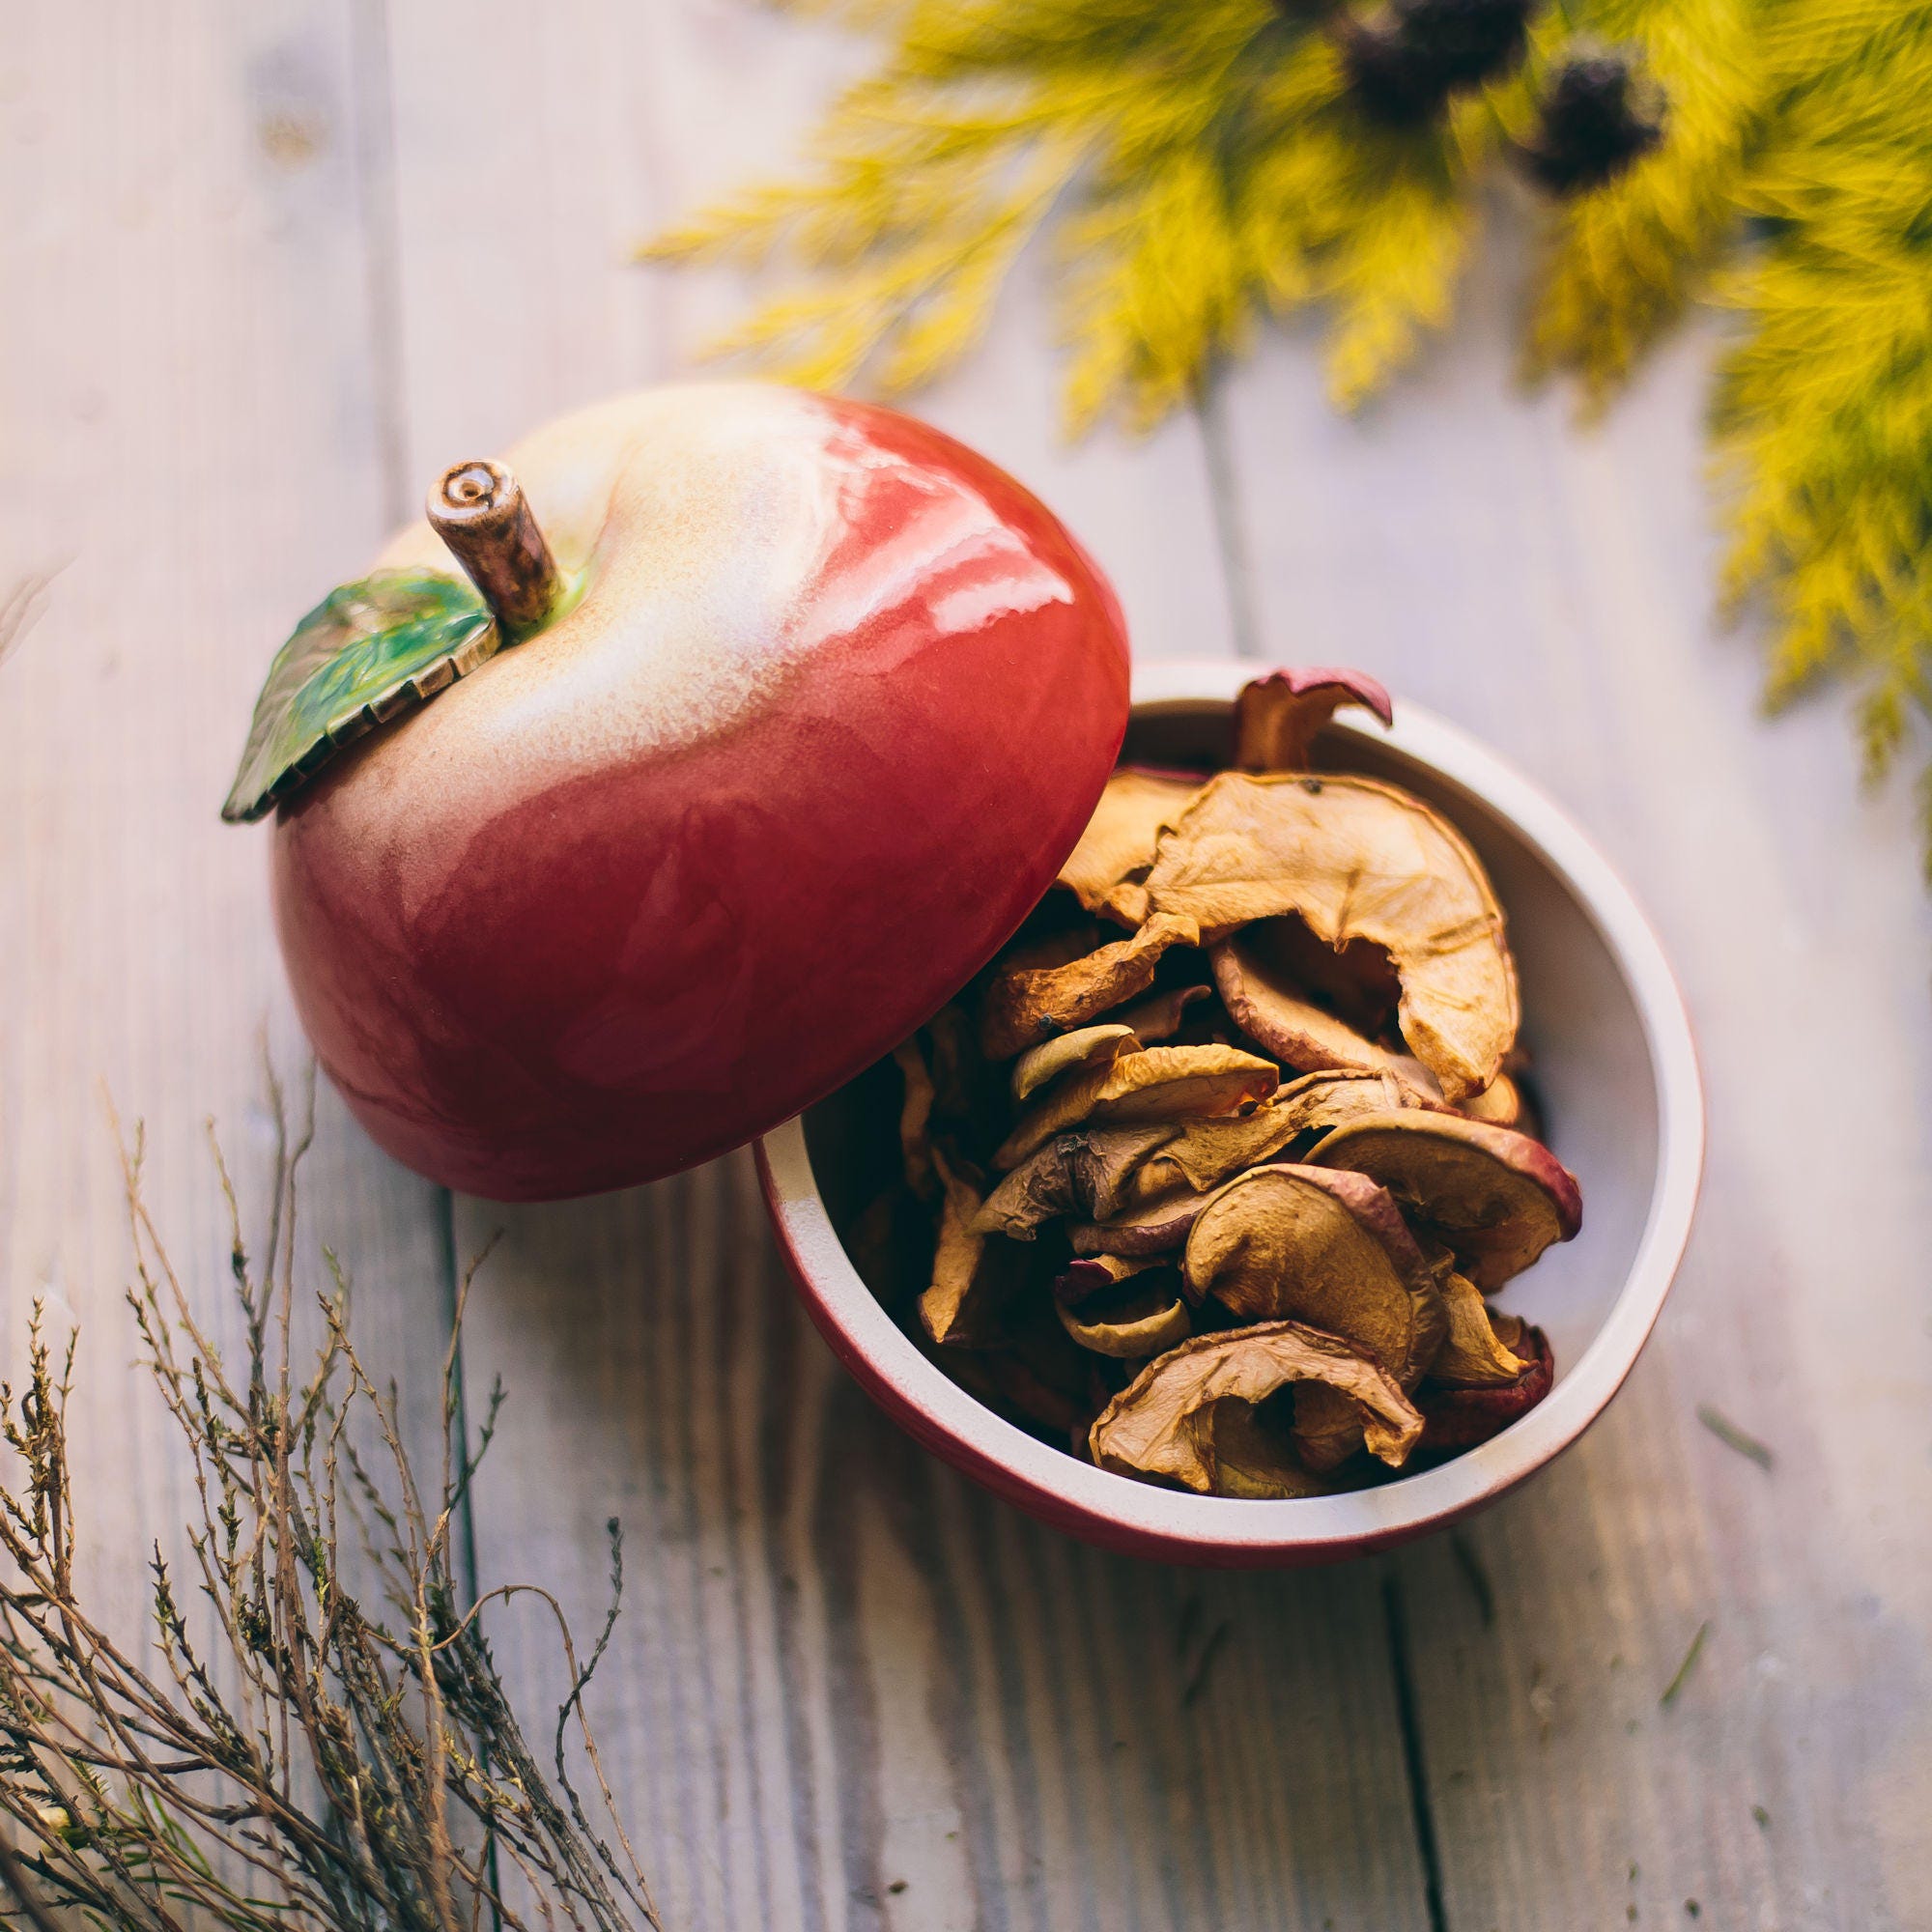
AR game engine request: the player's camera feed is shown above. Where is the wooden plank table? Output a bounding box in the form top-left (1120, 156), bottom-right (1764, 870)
top-left (2, 5), bottom-right (1926, 1928)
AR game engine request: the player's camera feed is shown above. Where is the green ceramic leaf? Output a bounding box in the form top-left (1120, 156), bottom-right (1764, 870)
top-left (222, 569), bottom-right (497, 822)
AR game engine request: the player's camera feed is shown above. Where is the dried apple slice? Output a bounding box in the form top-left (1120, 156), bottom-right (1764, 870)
top-left (994, 1044), bottom-right (1276, 1170)
top-left (1419, 1324), bottom-right (1554, 1448)
top-left (1235, 912), bottom-right (1405, 1031)
top-left (923, 1001), bottom-right (981, 1122)
top-left (1142, 772), bottom-right (1518, 1099)
top-left (1011, 1023), bottom-right (1137, 1101)
top-left (1117, 1072), bottom-right (1408, 1206)
top-left (1052, 1252), bottom-right (1166, 1307)
top-left (1057, 1278), bottom-right (1191, 1358)
top-left (1209, 1397), bottom-right (1338, 1498)
top-left (1430, 1270), bottom-right (1530, 1387)
top-left (1181, 1164), bottom-right (1446, 1388)
top-left (1289, 1382), bottom-right (1378, 1474)
top-left (1068, 1188), bottom-right (1214, 1257)
top-left (1057, 767), bottom-right (1203, 924)
top-left (1309, 1111), bottom-right (1581, 1291)
top-left (919, 1149), bottom-right (1022, 1348)
top-left (980, 911), bottom-right (1201, 1061)
top-left (974, 1135), bottom-right (1087, 1238)
top-left (1232, 668), bottom-right (1394, 772)
top-left (1113, 1109), bottom-right (1314, 1209)
top-left (1211, 932), bottom-right (1442, 1094)
top-left (1073, 1122), bottom-right (1212, 1220)
top-left (1458, 1073), bottom-right (1522, 1129)
top-left (979, 1111), bottom-right (1283, 1242)
top-left (975, 1120), bottom-right (1198, 1238)
top-left (1112, 981), bottom-right (1211, 1044)
top-left (1089, 1321), bottom-right (1423, 1490)
top-left (980, 1065), bottom-right (1420, 1244)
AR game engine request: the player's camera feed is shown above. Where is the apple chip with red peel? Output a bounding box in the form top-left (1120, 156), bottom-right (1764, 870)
top-left (1112, 981), bottom-right (1211, 1044)
top-left (980, 911), bottom-right (1201, 1061)
top-left (1057, 1278), bottom-right (1192, 1358)
top-left (1053, 1252), bottom-right (1167, 1307)
top-left (1068, 1187), bottom-right (1214, 1257)
top-left (994, 1043), bottom-right (1277, 1170)
top-left (1211, 932), bottom-right (1443, 1095)
top-left (1419, 1324), bottom-right (1554, 1448)
top-left (1233, 668), bottom-right (1394, 772)
top-left (1056, 767), bottom-right (1204, 924)
top-left (919, 1149), bottom-right (1023, 1349)
top-left (1181, 1164), bottom-right (1447, 1390)
top-left (1430, 1270), bottom-right (1531, 1387)
top-left (1011, 1023), bottom-right (1137, 1101)
top-left (891, 1037), bottom-right (938, 1200)
top-left (1309, 1111), bottom-right (1581, 1292)
top-left (1089, 1321), bottom-right (1423, 1491)
top-left (1143, 772), bottom-right (1519, 1099)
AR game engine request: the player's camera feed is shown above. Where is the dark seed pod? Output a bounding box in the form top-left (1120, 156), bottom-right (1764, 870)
top-left (1339, 0), bottom-right (1540, 126)
top-left (1519, 46), bottom-right (1667, 192)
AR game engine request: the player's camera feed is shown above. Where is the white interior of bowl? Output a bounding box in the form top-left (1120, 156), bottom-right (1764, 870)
top-left (762, 660), bottom-right (1703, 1557)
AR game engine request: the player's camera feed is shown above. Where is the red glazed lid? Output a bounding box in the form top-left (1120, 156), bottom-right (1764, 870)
top-left (234, 384), bottom-right (1130, 1200)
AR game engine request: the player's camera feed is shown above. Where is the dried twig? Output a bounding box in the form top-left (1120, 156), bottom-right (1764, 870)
top-left (1660, 1620), bottom-right (1711, 1710)
top-left (0, 1081), bottom-right (661, 1932)
top-left (1695, 1404), bottom-right (1774, 1473)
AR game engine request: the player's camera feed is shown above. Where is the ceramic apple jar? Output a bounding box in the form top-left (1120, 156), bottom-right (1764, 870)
top-left (225, 384), bottom-right (1130, 1200)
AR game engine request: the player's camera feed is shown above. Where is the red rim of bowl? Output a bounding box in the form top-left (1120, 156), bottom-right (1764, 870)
top-left (756, 659), bottom-right (1705, 1566)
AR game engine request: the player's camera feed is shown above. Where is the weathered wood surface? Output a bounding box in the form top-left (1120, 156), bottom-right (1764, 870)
top-left (1, 7), bottom-right (1926, 1932)
top-left (1215, 213), bottom-right (1932, 1931)
top-left (0, 0), bottom-right (459, 1634)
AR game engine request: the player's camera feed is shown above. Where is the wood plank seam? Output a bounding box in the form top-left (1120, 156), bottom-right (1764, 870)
top-left (1384, 1571), bottom-right (1452, 1932)
top-left (1197, 366), bottom-right (1451, 1932)
top-left (349, 0), bottom-right (414, 532)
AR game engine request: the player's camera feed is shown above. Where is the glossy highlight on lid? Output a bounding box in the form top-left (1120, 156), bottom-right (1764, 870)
top-left (267, 384), bottom-right (1131, 1198)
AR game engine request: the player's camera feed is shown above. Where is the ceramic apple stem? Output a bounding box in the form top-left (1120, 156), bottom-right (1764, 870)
top-left (427, 459), bottom-right (561, 637)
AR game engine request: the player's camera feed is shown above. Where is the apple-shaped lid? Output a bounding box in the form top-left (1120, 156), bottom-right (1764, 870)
top-left (226, 384), bottom-right (1130, 1200)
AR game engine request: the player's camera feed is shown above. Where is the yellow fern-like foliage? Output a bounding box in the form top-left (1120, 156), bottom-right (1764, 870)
top-left (643, 0), bottom-right (1520, 425)
top-left (1525, 0), bottom-right (1768, 400)
top-left (646, 0), bottom-right (1932, 870)
top-left (1713, 0), bottom-right (1932, 862)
